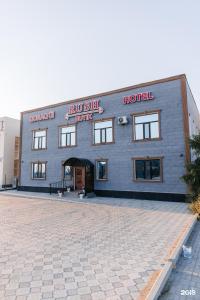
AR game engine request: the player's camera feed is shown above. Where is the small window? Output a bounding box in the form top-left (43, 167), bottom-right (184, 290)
top-left (32, 130), bottom-right (47, 150)
top-left (133, 112), bottom-right (160, 141)
top-left (59, 126), bottom-right (76, 147)
top-left (64, 165), bottom-right (72, 180)
top-left (134, 158), bottom-right (162, 181)
top-left (96, 160), bottom-right (108, 180)
top-left (94, 119), bottom-right (113, 144)
top-left (32, 162), bottom-right (46, 179)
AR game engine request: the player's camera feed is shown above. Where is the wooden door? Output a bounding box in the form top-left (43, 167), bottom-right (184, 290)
top-left (75, 167), bottom-right (85, 190)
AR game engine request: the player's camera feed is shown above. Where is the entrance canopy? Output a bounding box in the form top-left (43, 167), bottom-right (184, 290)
top-left (63, 157), bottom-right (94, 167)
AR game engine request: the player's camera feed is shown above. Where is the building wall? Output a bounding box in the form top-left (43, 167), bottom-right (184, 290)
top-left (20, 77), bottom-right (192, 196)
top-left (186, 81), bottom-right (200, 161)
top-left (0, 117), bottom-right (20, 187)
top-left (0, 122), bottom-right (5, 187)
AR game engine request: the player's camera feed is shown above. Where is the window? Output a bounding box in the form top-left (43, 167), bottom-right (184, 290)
top-left (133, 158), bottom-right (162, 181)
top-left (96, 160), bottom-right (108, 180)
top-left (32, 130), bottom-right (47, 150)
top-left (64, 165), bottom-right (72, 180)
top-left (133, 112), bottom-right (160, 141)
top-left (32, 162), bottom-right (46, 179)
top-left (94, 119), bottom-right (113, 144)
top-left (14, 137), bottom-right (20, 159)
top-left (14, 160), bottom-right (19, 177)
top-left (59, 126), bottom-right (76, 147)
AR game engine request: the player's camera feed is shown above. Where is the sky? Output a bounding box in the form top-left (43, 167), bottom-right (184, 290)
top-left (0, 0), bottom-right (200, 119)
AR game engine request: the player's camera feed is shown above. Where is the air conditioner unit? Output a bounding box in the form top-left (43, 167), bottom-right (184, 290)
top-left (118, 116), bottom-right (128, 125)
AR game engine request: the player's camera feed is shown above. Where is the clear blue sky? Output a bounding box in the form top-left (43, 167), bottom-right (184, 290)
top-left (0, 0), bottom-right (200, 119)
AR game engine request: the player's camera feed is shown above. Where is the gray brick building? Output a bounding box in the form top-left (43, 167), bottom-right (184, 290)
top-left (19, 74), bottom-right (200, 201)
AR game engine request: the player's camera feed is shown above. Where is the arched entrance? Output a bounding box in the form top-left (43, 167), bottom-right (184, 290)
top-left (63, 157), bottom-right (94, 193)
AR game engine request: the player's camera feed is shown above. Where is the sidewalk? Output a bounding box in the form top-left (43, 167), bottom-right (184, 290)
top-left (159, 221), bottom-right (200, 300)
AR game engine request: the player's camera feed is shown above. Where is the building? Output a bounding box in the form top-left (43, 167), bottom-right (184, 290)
top-left (19, 74), bottom-right (200, 201)
top-left (0, 117), bottom-right (20, 188)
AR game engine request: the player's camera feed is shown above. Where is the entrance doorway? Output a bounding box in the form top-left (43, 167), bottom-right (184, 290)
top-left (63, 157), bottom-right (94, 193)
top-left (75, 167), bottom-right (85, 190)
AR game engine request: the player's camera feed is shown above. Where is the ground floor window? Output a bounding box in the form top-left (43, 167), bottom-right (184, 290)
top-left (64, 165), bottom-right (72, 180)
top-left (96, 159), bottom-right (108, 180)
top-left (133, 158), bottom-right (162, 181)
top-left (32, 162), bottom-right (46, 179)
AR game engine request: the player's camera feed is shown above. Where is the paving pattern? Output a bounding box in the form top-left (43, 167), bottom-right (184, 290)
top-left (159, 221), bottom-right (200, 300)
top-left (0, 195), bottom-right (195, 300)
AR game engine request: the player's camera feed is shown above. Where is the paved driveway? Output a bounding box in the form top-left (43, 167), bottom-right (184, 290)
top-left (0, 195), bottom-right (195, 300)
top-left (159, 222), bottom-right (200, 300)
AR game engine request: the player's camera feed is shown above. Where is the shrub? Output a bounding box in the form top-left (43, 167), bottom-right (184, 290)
top-left (189, 195), bottom-right (200, 217)
top-left (182, 133), bottom-right (200, 199)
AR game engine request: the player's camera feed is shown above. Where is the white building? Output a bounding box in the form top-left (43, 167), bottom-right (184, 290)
top-left (0, 117), bottom-right (20, 188)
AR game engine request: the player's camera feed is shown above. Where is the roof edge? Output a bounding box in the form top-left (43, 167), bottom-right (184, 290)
top-left (21, 74), bottom-right (186, 115)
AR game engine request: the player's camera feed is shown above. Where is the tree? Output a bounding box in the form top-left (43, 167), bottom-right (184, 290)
top-left (182, 133), bottom-right (200, 198)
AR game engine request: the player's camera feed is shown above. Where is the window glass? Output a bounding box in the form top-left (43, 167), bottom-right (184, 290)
top-left (59, 126), bottom-right (76, 147)
top-left (106, 128), bottom-right (113, 143)
top-left (144, 123), bottom-right (150, 139)
top-left (41, 164), bottom-right (45, 176)
top-left (61, 134), bottom-right (66, 147)
top-left (96, 161), bottom-right (107, 180)
top-left (61, 126), bottom-right (75, 134)
top-left (135, 124), bottom-right (143, 140)
top-left (64, 165), bottom-right (72, 180)
top-left (94, 130), bottom-right (100, 144)
top-left (33, 130), bottom-right (46, 149)
top-left (35, 130), bottom-right (46, 137)
top-left (135, 160), bottom-right (145, 179)
top-left (151, 159), bottom-right (160, 180)
top-left (32, 163), bottom-right (46, 179)
top-left (42, 137), bottom-right (46, 149)
top-left (95, 120), bottom-right (112, 129)
top-left (66, 134), bottom-right (71, 146)
top-left (71, 132), bottom-right (75, 146)
top-left (33, 163), bottom-right (38, 176)
top-left (150, 122), bottom-right (159, 139)
top-left (145, 160), bottom-right (151, 179)
top-left (135, 159), bottom-right (161, 181)
top-left (134, 113), bottom-right (159, 141)
top-left (101, 129), bottom-right (106, 143)
top-left (94, 119), bottom-right (113, 144)
top-left (135, 113), bottom-right (158, 124)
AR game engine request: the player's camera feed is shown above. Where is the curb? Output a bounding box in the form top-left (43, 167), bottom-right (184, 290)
top-left (145, 214), bottom-right (197, 300)
top-left (0, 191), bottom-right (80, 203)
top-left (0, 191), bottom-right (98, 207)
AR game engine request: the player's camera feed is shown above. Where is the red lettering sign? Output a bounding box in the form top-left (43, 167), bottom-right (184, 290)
top-left (123, 92), bottom-right (154, 104)
top-left (65, 99), bottom-right (104, 123)
top-left (29, 111), bottom-right (55, 123)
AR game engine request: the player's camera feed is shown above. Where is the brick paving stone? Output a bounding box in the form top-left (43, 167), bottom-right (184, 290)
top-left (120, 295), bottom-right (133, 300)
top-left (31, 287), bottom-right (41, 293)
top-left (5, 289), bottom-right (16, 296)
top-left (80, 295), bottom-right (92, 300)
top-left (16, 287), bottom-right (30, 296)
top-left (4, 296), bottom-right (16, 300)
top-left (53, 289), bottom-right (67, 298)
top-left (90, 291), bottom-right (105, 299)
top-left (42, 291), bottom-right (53, 298)
top-left (67, 288), bottom-right (78, 296)
top-left (67, 296), bottom-right (81, 300)
top-left (0, 194), bottom-right (195, 300)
